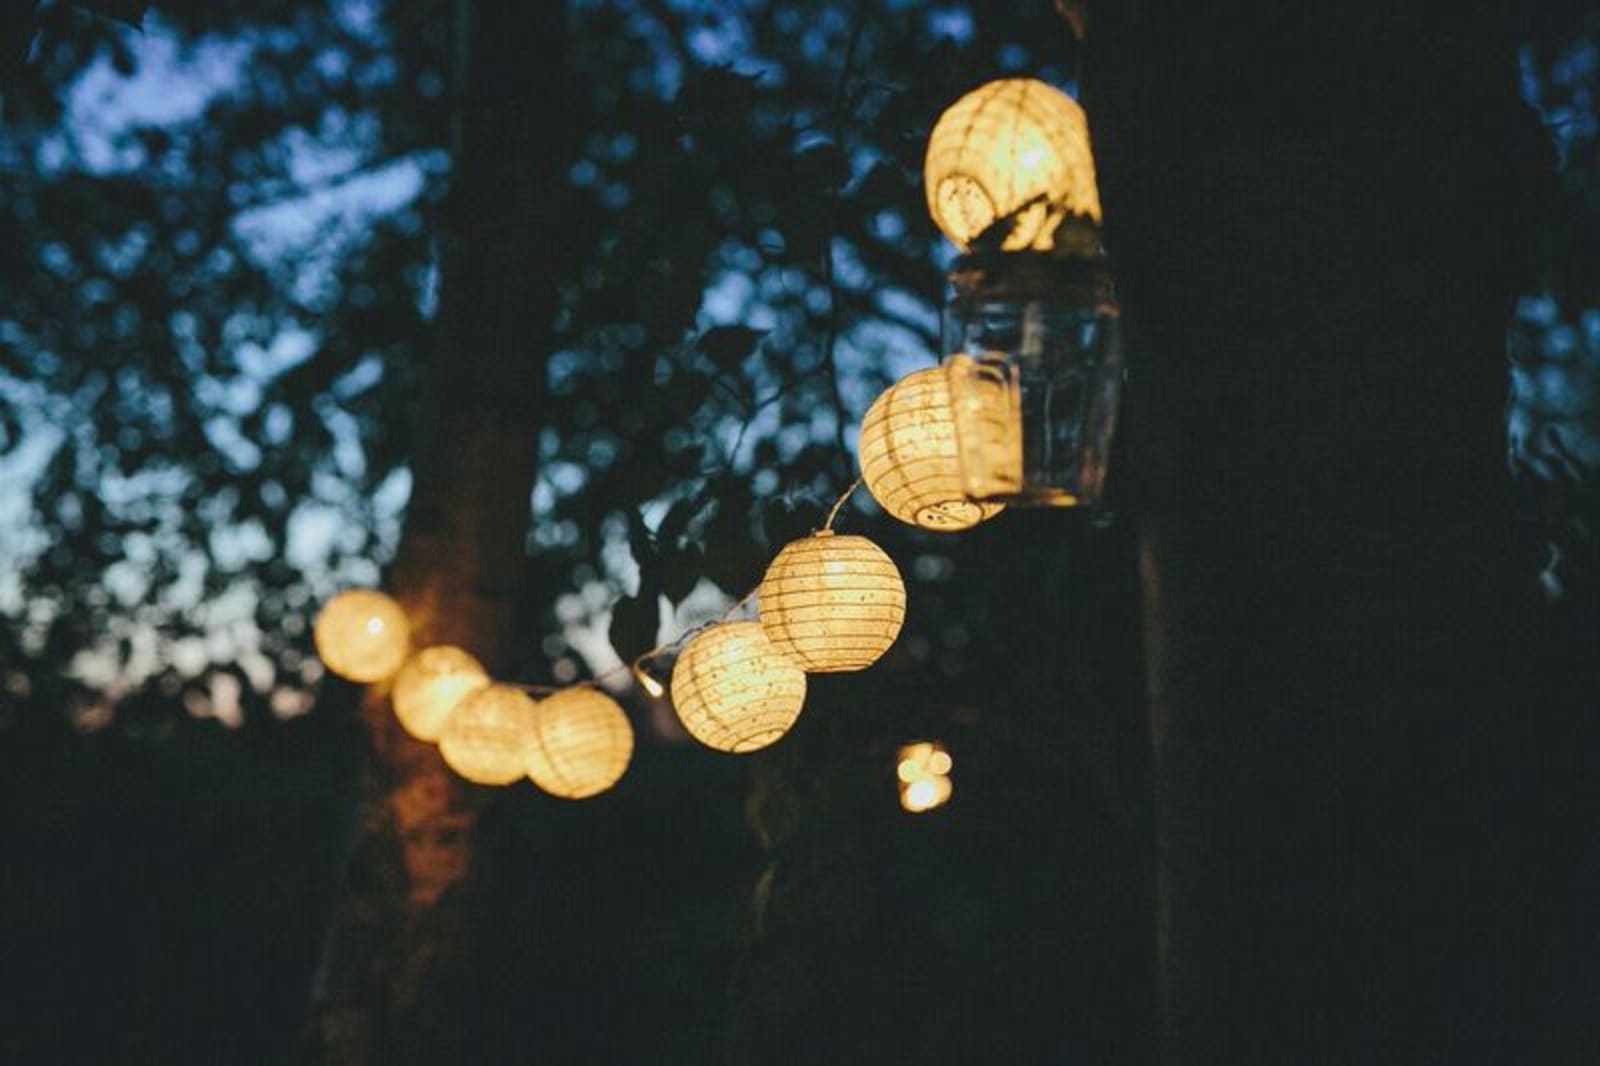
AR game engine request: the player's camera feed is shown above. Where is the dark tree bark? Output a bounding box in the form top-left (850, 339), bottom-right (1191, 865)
top-left (308, 4), bottom-right (572, 1062)
top-left (1088, 3), bottom-right (1586, 1061)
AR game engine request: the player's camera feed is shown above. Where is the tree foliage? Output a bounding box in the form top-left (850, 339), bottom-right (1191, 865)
top-left (0, 1), bottom-right (1595, 1062)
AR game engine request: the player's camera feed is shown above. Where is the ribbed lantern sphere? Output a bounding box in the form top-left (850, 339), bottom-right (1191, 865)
top-left (859, 367), bottom-right (1004, 532)
top-left (391, 645), bottom-right (490, 742)
top-left (524, 687), bottom-right (635, 799)
top-left (671, 621), bottom-right (807, 753)
top-left (924, 77), bottom-right (1101, 252)
top-left (759, 532), bottom-right (906, 672)
top-left (313, 589), bottom-right (411, 683)
top-left (439, 684), bottom-right (535, 786)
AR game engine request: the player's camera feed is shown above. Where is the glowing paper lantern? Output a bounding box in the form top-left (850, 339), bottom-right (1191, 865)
top-left (524, 687), bottom-right (635, 799)
top-left (859, 367), bottom-right (1004, 531)
top-left (897, 740), bottom-right (954, 813)
top-left (671, 621), bottom-right (806, 753)
top-left (439, 684), bottom-right (535, 785)
top-left (924, 78), bottom-right (1101, 252)
top-left (313, 589), bottom-right (411, 683)
top-left (391, 645), bottom-right (491, 742)
top-left (759, 531), bottom-right (906, 672)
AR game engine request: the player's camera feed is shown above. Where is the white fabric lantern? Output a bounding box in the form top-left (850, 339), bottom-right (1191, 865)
top-left (759, 532), bottom-right (906, 672)
top-left (314, 589), bottom-right (411, 683)
top-left (391, 645), bottom-right (491, 742)
top-left (524, 687), bottom-right (634, 799)
top-left (859, 367), bottom-right (1004, 531)
top-left (439, 684), bottom-right (535, 786)
top-left (671, 621), bottom-right (807, 753)
top-left (924, 77), bottom-right (1101, 252)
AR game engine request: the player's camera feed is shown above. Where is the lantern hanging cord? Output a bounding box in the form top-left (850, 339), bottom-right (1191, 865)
top-left (488, 585), bottom-right (764, 701)
top-left (821, 476), bottom-right (863, 531)
top-left (623, 586), bottom-right (760, 679)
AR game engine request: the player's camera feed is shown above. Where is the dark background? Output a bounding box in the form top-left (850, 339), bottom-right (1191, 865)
top-left (1, 2), bottom-right (1597, 1063)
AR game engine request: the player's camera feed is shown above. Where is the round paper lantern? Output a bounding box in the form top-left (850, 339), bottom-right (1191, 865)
top-left (524, 688), bottom-right (635, 799)
top-left (314, 589), bottom-right (411, 683)
top-left (439, 684), bottom-right (535, 785)
top-left (924, 77), bottom-right (1101, 252)
top-left (391, 645), bottom-right (491, 742)
top-left (759, 532), bottom-right (906, 672)
top-left (671, 621), bottom-right (807, 753)
top-left (859, 367), bottom-right (1004, 531)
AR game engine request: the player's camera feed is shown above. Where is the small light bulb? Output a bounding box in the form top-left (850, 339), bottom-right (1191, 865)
top-left (634, 664), bottom-right (665, 698)
top-left (906, 778), bottom-right (938, 811)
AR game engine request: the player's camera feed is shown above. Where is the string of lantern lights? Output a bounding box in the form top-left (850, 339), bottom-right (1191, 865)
top-left (312, 75), bottom-right (1120, 815)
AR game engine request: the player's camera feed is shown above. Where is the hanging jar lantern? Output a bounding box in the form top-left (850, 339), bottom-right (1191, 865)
top-left (391, 645), bottom-right (491, 742)
top-left (858, 366), bottom-right (1003, 532)
top-left (313, 589), bottom-right (411, 683)
top-left (671, 621), bottom-right (807, 753)
top-left (926, 78), bottom-right (1123, 509)
top-left (439, 683), bottom-right (535, 785)
top-left (759, 531), bottom-right (906, 672)
top-left (523, 687), bottom-right (635, 799)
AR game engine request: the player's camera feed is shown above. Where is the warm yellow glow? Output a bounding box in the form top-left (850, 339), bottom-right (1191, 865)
top-left (313, 589), bottom-right (411, 683)
top-left (905, 777), bottom-right (949, 812)
top-left (758, 531), bottom-right (906, 672)
top-left (438, 684), bottom-right (535, 785)
top-left (391, 645), bottom-right (491, 742)
top-left (524, 687), bottom-right (635, 799)
top-left (634, 664), bottom-right (666, 699)
top-left (897, 740), bottom-right (954, 813)
top-left (858, 367), bottom-right (1004, 532)
top-left (671, 621), bottom-right (807, 753)
top-left (944, 353), bottom-right (1025, 501)
top-left (924, 78), bottom-right (1101, 251)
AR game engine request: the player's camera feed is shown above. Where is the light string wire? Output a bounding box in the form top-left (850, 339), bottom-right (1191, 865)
top-left (488, 476), bottom-right (864, 700)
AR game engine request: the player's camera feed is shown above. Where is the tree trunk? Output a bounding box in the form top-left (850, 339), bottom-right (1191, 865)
top-left (1088, 3), bottom-right (1573, 1061)
top-left (308, 4), bottom-right (570, 1062)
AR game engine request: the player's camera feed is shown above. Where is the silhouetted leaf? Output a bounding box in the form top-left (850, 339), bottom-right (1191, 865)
top-left (662, 543), bottom-right (703, 604)
top-left (607, 593), bottom-right (660, 661)
top-left (761, 497), bottom-right (816, 552)
top-left (698, 325), bottom-right (767, 373)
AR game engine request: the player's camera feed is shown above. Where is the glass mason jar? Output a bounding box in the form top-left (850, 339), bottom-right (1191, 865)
top-left (942, 253), bottom-right (1122, 508)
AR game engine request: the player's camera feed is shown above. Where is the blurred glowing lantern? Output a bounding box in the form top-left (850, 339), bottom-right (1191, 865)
top-left (903, 774), bottom-right (953, 813)
top-left (524, 687), bottom-right (634, 799)
top-left (759, 531), bottom-right (906, 672)
top-left (439, 684), bottom-right (535, 785)
top-left (924, 77), bottom-right (1101, 252)
top-left (671, 621), bottom-right (806, 753)
top-left (897, 740), bottom-right (954, 813)
top-left (314, 589), bottom-right (411, 683)
top-left (858, 367), bottom-right (1003, 532)
top-left (391, 645), bottom-right (490, 742)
